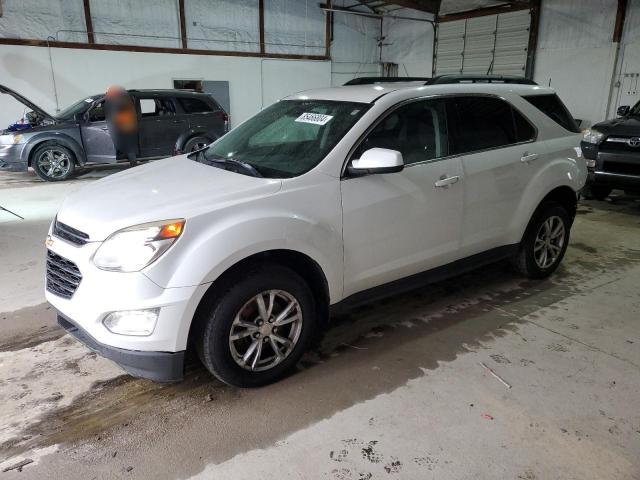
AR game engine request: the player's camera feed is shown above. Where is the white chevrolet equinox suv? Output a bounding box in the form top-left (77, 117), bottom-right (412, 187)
top-left (46, 79), bottom-right (587, 387)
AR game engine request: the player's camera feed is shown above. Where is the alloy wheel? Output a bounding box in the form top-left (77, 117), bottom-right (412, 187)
top-left (37, 149), bottom-right (71, 179)
top-left (534, 215), bottom-right (565, 269)
top-left (228, 290), bottom-right (303, 372)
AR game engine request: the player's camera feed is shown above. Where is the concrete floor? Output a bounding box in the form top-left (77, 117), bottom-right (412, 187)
top-left (0, 169), bottom-right (639, 479)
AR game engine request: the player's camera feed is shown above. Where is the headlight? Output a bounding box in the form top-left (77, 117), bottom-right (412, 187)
top-left (93, 219), bottom-right (185, 272)
top-left (582, 129), bottom-right (604, 144)
top-left (103, 308), bottom-right (159, 336)
top-left (0, 134), bottom-right (24, 145)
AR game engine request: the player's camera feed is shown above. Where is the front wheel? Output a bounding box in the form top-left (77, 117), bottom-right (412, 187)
top-left (511, 201), bottom-right (571, 279)
top-left (32, 143), bottom-right (76, 182)
top-left (196, 263), bottom-right (317, 387)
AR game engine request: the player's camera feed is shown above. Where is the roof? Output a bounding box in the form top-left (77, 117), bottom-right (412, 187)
top-left (284, 82), bottom-right (556, 104)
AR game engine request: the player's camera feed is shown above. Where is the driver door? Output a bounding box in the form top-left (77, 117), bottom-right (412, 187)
top-left (80, 100), bottom-right (116, 164)
top-left (341, 98), bottom-right (464, 297)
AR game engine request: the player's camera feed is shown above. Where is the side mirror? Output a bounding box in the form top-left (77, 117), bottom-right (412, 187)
top-left (617, 105), bottom-right (630, 117)
top-left (347, 148), bottom-right (404, 177)
top-left (74, 112), bottom-right (86, 123)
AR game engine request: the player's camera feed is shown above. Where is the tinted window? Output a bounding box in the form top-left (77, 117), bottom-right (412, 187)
top-left (354, 99), bottom-right (448, 165)
top-left (204, 100), bottom-right (369, 178)
top-left (523, 94), bottom-right (580, 133)
top-left (138, 97), bottom-right (175, 117)
top-left (448, 96), bottom-right (534, 154)
top-left (178, 97), bottom-right (214, 114)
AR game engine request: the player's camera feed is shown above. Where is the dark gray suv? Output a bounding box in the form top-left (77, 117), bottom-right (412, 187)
top-left (0, 85), bottom-right (228, 181)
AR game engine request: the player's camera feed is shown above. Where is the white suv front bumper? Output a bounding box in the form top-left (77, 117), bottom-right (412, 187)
top-left (45, 234), bottom-right (209, 381)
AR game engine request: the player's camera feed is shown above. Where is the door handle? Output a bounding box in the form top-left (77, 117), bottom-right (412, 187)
top-left (520, 152), bottom-right (539, 163)
top-left (434, 175), bottom-right (460, 188)
top-left (100, 126), bottom-right (109, 131)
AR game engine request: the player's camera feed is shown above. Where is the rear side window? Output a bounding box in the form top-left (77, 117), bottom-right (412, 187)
top-left (447, 96), bottom-right (535, 155)
top-left (138, 97), bottom-right (176, 117)
top-left (523, 94), bottom-right (580, 133)
top-left (177, 97), bottom-right (214, 114)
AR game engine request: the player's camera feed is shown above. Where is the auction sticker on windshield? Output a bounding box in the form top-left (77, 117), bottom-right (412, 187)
top-left (295, 112), bottom-right (334, 126)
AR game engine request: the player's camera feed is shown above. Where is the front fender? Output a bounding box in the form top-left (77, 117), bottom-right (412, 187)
top-left (23, 130), bottom-right (85, 166)
top-left (143, 177), bottom-right (344, 303)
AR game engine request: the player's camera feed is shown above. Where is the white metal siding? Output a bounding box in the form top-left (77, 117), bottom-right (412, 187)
top-left (434, 9), bottom-right (531, 76)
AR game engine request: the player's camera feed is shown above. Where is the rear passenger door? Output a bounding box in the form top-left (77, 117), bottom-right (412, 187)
top-left (136, 95), bottom-right (186, 158)
top-left (447, 95), bottom-right (540, 255)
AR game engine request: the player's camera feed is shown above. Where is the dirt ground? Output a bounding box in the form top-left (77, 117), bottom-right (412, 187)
top-left (0, 170), bottom-right (639, 479)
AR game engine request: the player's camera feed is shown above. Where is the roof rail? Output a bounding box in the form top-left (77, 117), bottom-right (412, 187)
top-left (427, 75), bottom-right (537, 85)
top-left (344, 76), bottom-right (431, 86)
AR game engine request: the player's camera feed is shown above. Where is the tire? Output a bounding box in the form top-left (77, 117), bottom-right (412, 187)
top-left (582, 184), bottom-right (612, 201)
top-left (511, 201), bottom-right (571, 279)
top-left (196, 263), bottom-right (317, 388)
top-left (184, 136), bottom-right (211, 153)
top-left (31, 143), bottom-right (76, 182)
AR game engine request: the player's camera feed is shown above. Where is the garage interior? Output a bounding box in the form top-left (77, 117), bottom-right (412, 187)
top-left (0, 0), bottom-right (639, 479)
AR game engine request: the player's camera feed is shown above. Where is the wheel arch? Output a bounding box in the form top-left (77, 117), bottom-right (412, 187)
top-left (25, 133), bottom-right (85, 167)
top-left (540, 185), bottom-right (578, 221)
top-left (174, 129), bottom-right (217, 154)
top-left (187, 249), bottom-right (331, 349)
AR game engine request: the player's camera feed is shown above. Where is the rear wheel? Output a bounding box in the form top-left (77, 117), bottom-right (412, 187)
top-left (511, 201), bottom-right (571, 279)
top-left (184, 136), bottom-right (211, 153)
top-left (32, 143), bottom-right (76, 182)
top-left (196, 263), bottom-right (317, 387)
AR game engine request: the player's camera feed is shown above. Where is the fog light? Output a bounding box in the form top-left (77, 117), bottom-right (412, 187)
top-left (103, 308), bottom-right (159, 336)
top-left (586, 159), bottom-right (596, 168)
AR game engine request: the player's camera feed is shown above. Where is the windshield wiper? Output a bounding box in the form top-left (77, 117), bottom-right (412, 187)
top-left (196, 152), bottom-right (263, 178)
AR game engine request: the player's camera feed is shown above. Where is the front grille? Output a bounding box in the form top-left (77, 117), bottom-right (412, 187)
top-left (600, 137), bottom-right (640, 153)
top-left (46, 250), bottom-right (82, 299)
top-left (602, 161), bottom-right (640, 176)
top-left (53, 219), bottom-right (89, 246)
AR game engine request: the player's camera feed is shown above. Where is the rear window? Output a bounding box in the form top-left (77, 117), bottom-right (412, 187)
top-left (448, 96), bottom-right (536, 155)
top-left (178, 97), bottom-right (214, 114)
top-left (523, 94), bottom-right (580, 133)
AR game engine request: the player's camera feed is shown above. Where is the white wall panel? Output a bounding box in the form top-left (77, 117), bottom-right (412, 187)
top-left (0, 45), bottom-right (331, 128)
top-left (185, 0), bottom-right (260, 53)
top-left (330, 10), bottom-right (381, 85)
top-left (89, 0), bottom-right (180, 48)
top-left (264, 0), bottom-right (325, 56)
top-left (381, 9), bottom-right (435, 77)
top-left (533, 0), bottom-right (618, 126)
top-left (0, 0), bottom-right (86, 42)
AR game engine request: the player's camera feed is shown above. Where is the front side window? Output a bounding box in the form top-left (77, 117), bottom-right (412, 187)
top-left (88, 101), bottom-right (106, 122)
top-left (353, 99), bottom-right (448, 165)
top-left (203, 100), bottom-right (369, 178)
top-left (448, 96), bottom-right (535, 155)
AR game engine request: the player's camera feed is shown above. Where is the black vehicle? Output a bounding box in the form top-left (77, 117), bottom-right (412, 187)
top-left (0, 85), bottom-right (228, 181)
top-left (581, 103), bottom-right (640, 200)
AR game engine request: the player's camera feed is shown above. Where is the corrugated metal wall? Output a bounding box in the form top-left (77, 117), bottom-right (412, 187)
top-left (434, 9), bottom-right (530, 76)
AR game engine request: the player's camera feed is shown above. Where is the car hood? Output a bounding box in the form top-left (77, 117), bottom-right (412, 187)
top-left (57, 155), bottom-right (282, 241)
top-left (0, 84), bottom-right (56, 122)
top-left (593, 116), bottom-right (640, 136)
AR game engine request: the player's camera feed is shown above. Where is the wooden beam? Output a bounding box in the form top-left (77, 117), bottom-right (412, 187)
top-left (325, 0), bottom-right (332, 58)
top-left (178, 0), bottom-right (187, 49)
top-left (438, 2), bottom-right (531, 22)
top-left (525, 0), bottom-right (540, 79)
top-left (259, 0), bottom-right (265, 54)
top-left (613, 0), bottom-right (627, 42)
top-left (82, 0), bottom-right (94, 44)
top-left (384, 0), bottom-right (440, 14)
top-left (0, 38), bottom-right (329, 61)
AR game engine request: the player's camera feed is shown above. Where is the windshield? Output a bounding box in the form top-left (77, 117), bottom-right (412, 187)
top-left (202, 100), bottom-right (370, 178)
top-left (629, 100), bottom-right (640, 117)
top-left (56, 97), bottom-right (97, 120)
